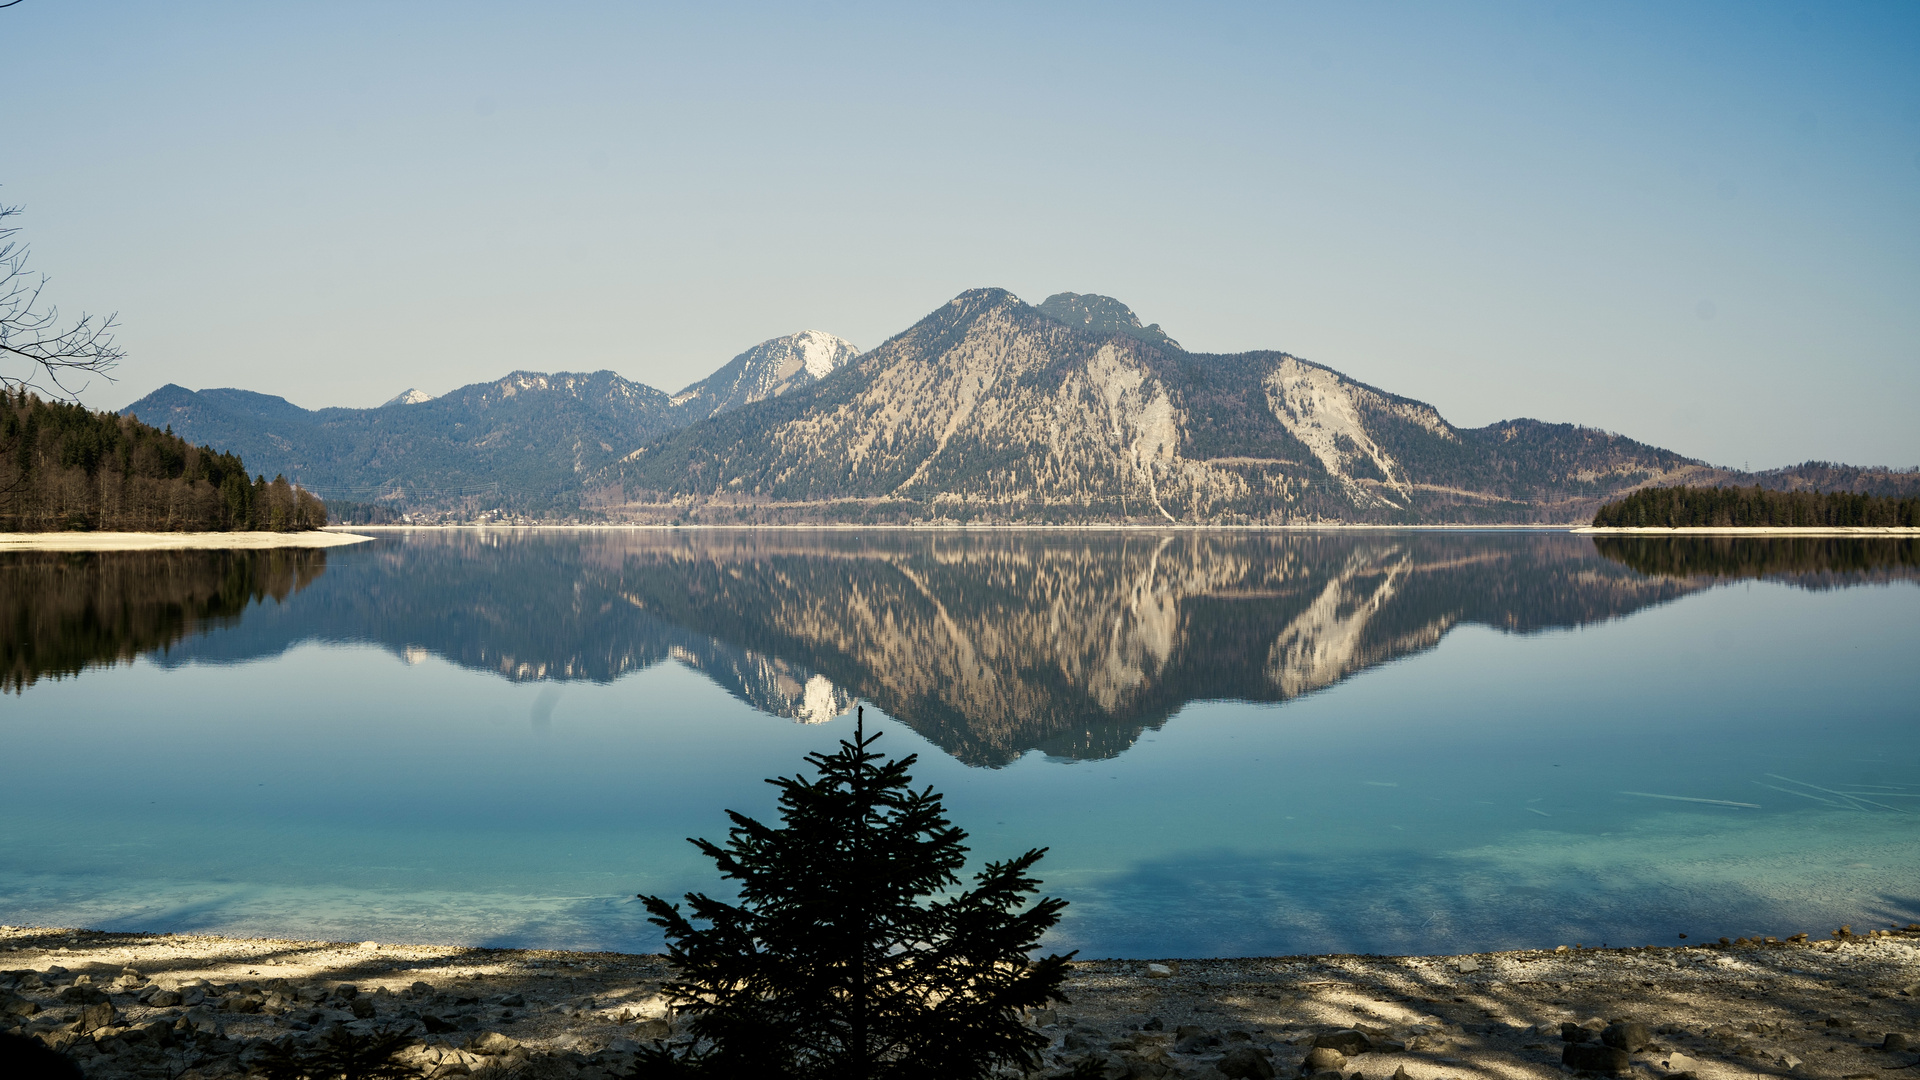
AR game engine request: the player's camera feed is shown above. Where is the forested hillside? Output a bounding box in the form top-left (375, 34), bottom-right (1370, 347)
top-left (1591, 485), bottom-right (1920, 528)
top-left (0, 390), bottom-right (326, 532)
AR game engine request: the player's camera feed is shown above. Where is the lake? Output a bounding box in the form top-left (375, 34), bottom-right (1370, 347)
top-left (3, 529), bottom-right (1916, 958)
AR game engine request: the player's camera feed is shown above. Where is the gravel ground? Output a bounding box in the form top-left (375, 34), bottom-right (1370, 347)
top-left (3, 923), bottom-right (1916, 1079)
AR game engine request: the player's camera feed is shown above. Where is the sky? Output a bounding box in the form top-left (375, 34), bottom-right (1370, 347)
top-left (2, 1), bottom-right (1916, 469)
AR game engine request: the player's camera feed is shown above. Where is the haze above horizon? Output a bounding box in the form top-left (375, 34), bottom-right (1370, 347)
top-left (5, 1), bottom-right (1917, 470)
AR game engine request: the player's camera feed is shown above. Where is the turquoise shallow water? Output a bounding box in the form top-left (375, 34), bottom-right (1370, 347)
top-left (2, 530), bottom-right (1915, 957)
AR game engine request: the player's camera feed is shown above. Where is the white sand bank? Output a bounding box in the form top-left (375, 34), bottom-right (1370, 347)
top-left (1572, 526), bottom-right (1920, 536)
top-left (0, 530), bottom-right (374, 552)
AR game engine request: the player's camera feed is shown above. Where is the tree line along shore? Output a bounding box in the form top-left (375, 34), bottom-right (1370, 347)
top-left (0, 390), bottom-right (327, 533)
top-left (1591, 485), bottom-right (1920, 529)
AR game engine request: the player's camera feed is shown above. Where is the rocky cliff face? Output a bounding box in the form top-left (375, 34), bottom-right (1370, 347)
top-left (604, 289), bottom-right (1711, 524)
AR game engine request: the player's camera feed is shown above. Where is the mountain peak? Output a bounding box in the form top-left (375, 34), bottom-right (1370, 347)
top-left (670, 330), bottom-right (860, 417)
top-left (1036, 292), bottom-right (1180, 349)
top-left (382, 388), bottom-right (435, 407)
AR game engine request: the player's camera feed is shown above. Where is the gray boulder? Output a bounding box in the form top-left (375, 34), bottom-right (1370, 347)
top-left (1312, 1029), bottom-right (1372, 1056)
top-left (1220, 1045), bottom-right (1277, 1079)
top-left (1301, 1045), bottom-right (1346, 1073)
top-left (1563, 1042), bottom-right (1632, 1074)
top-left (1601, 1022), bottom-right (1651, 1052)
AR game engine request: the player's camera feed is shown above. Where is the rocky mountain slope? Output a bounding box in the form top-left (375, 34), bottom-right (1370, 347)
top-left (602, 290), bottom-right (1746, 524)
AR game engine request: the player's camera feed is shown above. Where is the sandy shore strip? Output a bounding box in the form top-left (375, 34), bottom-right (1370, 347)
top-left (0, 530), bottom-right (374, 552)
top-left (4, 924), bottom-right (1916, 1079)
top-left (1571, 527), bottom-right (1920, 537)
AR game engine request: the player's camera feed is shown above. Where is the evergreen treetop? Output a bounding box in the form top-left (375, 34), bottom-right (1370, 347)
top-left (638, 708), bottom-right (1074, 1080)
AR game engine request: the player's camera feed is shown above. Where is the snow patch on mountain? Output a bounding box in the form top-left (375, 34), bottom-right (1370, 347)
top-left (381, 388), bottom-right (435, 407)
top-left (672, 330), bottom-right (859, 419)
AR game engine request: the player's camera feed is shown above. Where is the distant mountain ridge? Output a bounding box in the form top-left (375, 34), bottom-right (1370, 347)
top-left (124, 291), bottom-right (1917, 522)
top-left (123, 331), bottom-right (857, 511)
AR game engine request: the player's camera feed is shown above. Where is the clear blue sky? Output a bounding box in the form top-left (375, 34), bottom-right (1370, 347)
top-left (4, 1), bottom-right (1916, 469)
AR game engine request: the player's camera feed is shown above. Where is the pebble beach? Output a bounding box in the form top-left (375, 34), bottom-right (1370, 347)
top-left (4, 923), bottom-right (1917, 1079)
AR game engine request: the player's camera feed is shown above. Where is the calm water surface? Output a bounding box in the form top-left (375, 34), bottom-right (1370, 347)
top-left (2, 529), bottom-right (1916, 957)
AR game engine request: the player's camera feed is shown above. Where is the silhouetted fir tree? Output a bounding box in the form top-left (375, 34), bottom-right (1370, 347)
top-left (636, 707), bottom-right (1074, 1080)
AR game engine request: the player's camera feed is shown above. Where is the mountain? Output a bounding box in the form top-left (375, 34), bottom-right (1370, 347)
top-left (123, 331), bottom-right (859, 514)
top-left (125, 372), bottom-right (678, 511)
top-left (668, 330), bottom-right (859, 419)
top-left (601, 289), bottom-right (1743, 524)
top-left (1035, 291), bottom-right (1180, 348)
top-left (125, 290), bottom-right (1917, 523)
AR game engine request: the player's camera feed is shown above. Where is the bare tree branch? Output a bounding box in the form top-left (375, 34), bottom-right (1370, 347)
top-left (0, 201), bottom-right (124, 400)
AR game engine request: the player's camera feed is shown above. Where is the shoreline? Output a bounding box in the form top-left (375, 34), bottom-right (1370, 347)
top-left (1573, 526), bottom-right (1920, 537)
top-left (332, 522), bottom-right (1585, 532)
top-left (4, 924), bottom-right (1915, 1079)
top-left (0, 530), bottom-right (374, 552)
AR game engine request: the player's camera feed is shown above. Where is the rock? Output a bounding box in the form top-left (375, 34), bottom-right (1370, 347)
top-left (1146, 963), bottom-right (1174, 978)
top-left (1390, 1067), bottom-right (1412, 1080)
top-left (1312, 1030), bottom-right (1372, 1056)
top-left (146, 989), bottom-right (180, 1007)
top-left (1601, 1022), bottom-right (1651, 1052)
top-left (59, 985), bottom-right (109, 1006)
top-left (469, 1031), bottom-right (522, 1055)
top-left (422, 1014), bottom-right (460, 1034)
top-left (496, 994), bottom-right (526, 1008)
top-left (1562, 1021), bottom-right (1597, 1042)
top-left (1455, 958), bottom-right (1480, 973)
top-left (0, 1030), bottom-right (83, 1079)
top-left (1563, 1042), bottom-right (1632, 1074)
top-left (1176, 1031), bottom-right (1222, 1053)
top-left (179, 987), bottom-right (206, 1007)
top-left (1220, 1046), bottom-right (1277, 1079)
top-left (409, 981), bottom-right (435, 997)
top-left (1370, 1038), bottom-right (1407, 1053)
top-left (1301, 1046), bottom-right (1346, 1073)
top-left (633, 1017), bottom-right (671, 1041)
top-left (1659, 1050), bottom-right (1700, 1073)
top-left (1065, 1030), bottom-right (1103, 1051)
top-left (333, 984), bottom-right (359, 1001)
top-left (1, 992), bottom-right (37, 1017)
top-left (349, 998), bottom-right (376, 1019)
top-left (73, 1001), bottom-right (115, 1034)
top-left (1885, 1034), bottom-right (1912, 1052)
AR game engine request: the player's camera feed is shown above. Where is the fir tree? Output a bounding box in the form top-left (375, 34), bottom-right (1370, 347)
top-left (637, 707), bottom-right (1074, 1080)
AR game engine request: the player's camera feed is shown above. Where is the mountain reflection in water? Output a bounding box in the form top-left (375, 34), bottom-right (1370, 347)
top-left (11, 531), bottom-right (1914, 763)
